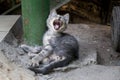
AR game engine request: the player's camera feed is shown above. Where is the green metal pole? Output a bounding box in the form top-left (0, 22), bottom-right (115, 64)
top-left (22, 0), bottom-right (49, 45)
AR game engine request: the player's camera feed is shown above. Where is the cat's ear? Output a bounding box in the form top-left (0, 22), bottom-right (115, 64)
top-left (50, 9), bottom-right (57, 17)
top-left (64, 13), bottom-right (69, 24)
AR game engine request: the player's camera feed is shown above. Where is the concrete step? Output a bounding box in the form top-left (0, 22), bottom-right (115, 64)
top-left (0, 15), bottom-right (20, 42)
top-left (47, 65), bottom-right (120, 80)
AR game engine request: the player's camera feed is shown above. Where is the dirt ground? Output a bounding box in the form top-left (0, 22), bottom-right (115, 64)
top-left (67, 23), bottom-right (120, 66)
top-left (0, 23), bottom-right (120, 80)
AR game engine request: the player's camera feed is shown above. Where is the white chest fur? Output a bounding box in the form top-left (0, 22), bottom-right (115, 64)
top-left (43, 30), bottom-right (60, 46)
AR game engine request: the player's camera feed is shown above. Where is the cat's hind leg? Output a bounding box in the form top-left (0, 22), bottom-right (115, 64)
top-left (29, 56), bottom-right (72, 74)
top-left (20, 44), bottom-right (42, 53)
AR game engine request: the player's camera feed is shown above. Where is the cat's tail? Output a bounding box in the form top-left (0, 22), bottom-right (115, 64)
top-left (28, 57), bottom-right (72, 74)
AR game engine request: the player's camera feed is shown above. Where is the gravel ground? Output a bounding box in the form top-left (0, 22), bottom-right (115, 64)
top-left (0, 23), bottom-right (120, 80)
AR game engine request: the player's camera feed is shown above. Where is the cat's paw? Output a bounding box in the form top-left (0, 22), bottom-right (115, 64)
top-left (81, 58), bottom-right (97, 66)
top-left (19, 44), bottom-right (30, 53)
top-left (31, 55), bottom-right (42, 67)
top-left (86, 59), bottom-right (97, 65)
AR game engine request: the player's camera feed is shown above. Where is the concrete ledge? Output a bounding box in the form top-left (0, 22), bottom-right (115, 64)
top-left (0, 15), bottom-right (20, 42)
top-left (47, 65), bottom-right (120, 80)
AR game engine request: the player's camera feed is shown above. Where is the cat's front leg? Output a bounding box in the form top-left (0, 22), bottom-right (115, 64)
top-left (31, 45), bottom-right (53, 67)
top-left (31, 54), bottom-right (43, 67)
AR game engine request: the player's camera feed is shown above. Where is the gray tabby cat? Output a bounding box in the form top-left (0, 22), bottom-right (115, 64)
top-left (21, 10), bottom-right (79, 74)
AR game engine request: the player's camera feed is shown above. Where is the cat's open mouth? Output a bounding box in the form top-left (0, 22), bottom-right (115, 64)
top-left (53, 19), bottom-right (63, 30)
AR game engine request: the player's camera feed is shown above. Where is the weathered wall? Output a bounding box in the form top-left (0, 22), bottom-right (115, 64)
top-left (57, 0), bottom-right (102, 23)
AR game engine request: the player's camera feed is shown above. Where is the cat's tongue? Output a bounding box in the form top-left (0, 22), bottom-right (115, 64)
top-left (54, 25), bottom-right (60, 30)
